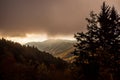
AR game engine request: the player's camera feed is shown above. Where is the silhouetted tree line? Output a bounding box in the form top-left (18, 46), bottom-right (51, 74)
top-left (73, 2), bottom-right (120, 80)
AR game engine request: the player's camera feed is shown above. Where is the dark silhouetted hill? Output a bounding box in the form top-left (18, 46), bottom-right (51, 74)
top-left (0, 38), bottom-right (66, 66)
top-left (0, 38), bottom-right (74, 80)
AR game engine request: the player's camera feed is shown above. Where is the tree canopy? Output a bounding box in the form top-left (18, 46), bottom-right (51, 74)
top-left (73, 2), bottom-right (120, 80)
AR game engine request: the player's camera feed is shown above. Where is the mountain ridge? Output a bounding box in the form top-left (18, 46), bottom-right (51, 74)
top-left (25, 39), bottom-right (76, 61)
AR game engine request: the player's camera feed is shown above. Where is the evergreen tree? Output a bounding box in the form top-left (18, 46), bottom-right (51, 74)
top-left (73, 2), bottom-right (120, 80)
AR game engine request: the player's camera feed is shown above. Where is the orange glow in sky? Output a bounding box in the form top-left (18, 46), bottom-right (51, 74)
top-left (4, 34), bottom-right (75, 44)
top-left (5, 34), bottom-right (48, 44)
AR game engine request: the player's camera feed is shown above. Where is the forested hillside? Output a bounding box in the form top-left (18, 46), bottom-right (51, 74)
top-left (26, 39), bottom-right (75, 61)
top-left (0, 38), bottom-right (74, 80)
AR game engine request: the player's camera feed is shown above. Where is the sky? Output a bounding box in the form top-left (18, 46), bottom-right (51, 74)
top-left (0, 0), bottom-right (120, 44)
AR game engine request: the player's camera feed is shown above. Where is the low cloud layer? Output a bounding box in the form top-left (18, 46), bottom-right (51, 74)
top-left (0, 0), bottom-right (119, 37)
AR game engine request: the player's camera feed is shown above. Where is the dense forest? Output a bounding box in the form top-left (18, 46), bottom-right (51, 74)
top-left (0, 38), bottom-right (74, 80)
top-left (0, 2), bottom-right (120, 80)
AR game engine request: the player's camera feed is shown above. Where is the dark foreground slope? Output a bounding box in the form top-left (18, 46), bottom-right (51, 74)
top-left (0, 38), bottom-right (74, 80)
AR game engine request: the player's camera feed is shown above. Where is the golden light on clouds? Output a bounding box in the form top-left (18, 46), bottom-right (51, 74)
top-left (0, 0), bottom-right (119, 44)
top-left (6, 34), bottom-right (48, 44)
top-left (4, 34), bottom-right (75, 44)
top-left (49, 35), bottom-right (75, 41)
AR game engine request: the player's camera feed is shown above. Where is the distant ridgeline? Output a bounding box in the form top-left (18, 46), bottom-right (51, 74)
top-left (26, 39), bottom-right (76, 62)
top-left (0, 38), bottom-right (73, 80)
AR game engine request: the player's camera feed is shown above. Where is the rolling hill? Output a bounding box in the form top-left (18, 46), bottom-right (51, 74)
top-left (26, 39), bottom-right (76, 61)
top-left (0, 38), bottom-right (67, 66)
top-left (0, 38), bottom-right (71, 80)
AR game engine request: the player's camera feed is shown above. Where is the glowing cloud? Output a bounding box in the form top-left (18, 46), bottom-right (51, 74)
top-left (6, 34), bottom-right (48, 44)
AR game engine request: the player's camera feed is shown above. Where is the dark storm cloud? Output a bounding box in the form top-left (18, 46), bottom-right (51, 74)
top-left (0, 0), bottom-right (119, 37)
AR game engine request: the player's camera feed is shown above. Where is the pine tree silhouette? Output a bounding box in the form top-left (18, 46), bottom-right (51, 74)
top-left (73, 2), bottom-right (120, 80)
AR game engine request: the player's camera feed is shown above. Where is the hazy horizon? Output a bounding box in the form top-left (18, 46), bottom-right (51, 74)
top-left (3, 35), bottom-right (76, 44)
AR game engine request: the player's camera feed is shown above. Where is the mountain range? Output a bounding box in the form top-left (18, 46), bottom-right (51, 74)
top-left (25, 39), bottom-right (76, 62)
